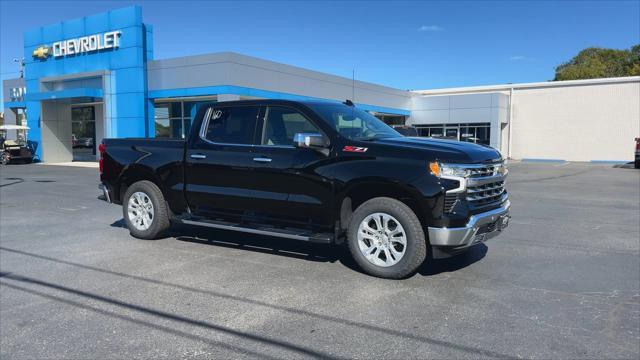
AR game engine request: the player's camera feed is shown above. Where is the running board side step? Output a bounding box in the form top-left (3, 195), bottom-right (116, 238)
top-left (179, 219), bottom-right (333, 244)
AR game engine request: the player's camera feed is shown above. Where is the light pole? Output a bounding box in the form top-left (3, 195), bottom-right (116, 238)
top-left (13, 58), bottom-right (25, 78)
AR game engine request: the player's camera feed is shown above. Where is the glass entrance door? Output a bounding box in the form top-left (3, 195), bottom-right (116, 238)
top-left (71, 106), bottom-right (96, 161)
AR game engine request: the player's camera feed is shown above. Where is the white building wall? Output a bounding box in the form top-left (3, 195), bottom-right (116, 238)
top-left (409, 93), bottom-right (509, 150)
top-left (510, 81), bottom-right (640, 161)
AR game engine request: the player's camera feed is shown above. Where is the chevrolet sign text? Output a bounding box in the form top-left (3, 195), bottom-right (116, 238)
top-left (52, 30), bottom-right (122, 57)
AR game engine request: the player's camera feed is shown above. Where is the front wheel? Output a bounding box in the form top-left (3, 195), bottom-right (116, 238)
top-left (122, 180), bottom-right (171, 239)
top-left (347, 197), bottom-right (427, 279)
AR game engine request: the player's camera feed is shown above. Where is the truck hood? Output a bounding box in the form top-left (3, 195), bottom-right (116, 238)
top-left (372, 136), bottom-right (502, 163)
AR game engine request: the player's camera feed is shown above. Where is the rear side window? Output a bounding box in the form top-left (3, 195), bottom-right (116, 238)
top-left (261, 106), bottom-right (321, 146)
top-left (204, 106), bottom-right (259, 144)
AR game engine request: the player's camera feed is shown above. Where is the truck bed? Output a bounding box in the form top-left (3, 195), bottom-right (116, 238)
top-left (100, 137), bottom-right (187, 210)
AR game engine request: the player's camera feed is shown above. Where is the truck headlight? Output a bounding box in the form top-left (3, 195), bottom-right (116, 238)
top-left (429, 162), bottom-right (469, 178)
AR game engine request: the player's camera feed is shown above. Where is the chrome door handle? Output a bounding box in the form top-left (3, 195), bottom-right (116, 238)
top-left (253, 157), bottom-right (272, 163)
top-left (190, 154), bottom-right (207, 159)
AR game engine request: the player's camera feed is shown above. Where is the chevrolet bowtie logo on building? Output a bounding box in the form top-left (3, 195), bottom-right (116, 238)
top-left (32, 46), bottom-right (52, 59)
top-left (31, 30), bottom-right (122, 60)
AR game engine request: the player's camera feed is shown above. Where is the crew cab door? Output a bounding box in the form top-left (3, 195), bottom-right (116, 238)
top-left (250, 105), bottom-right (334, 230)
top-left (184, 105), bottom-right (265, 219)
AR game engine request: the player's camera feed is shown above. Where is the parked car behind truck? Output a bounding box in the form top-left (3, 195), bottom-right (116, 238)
top-left (99, 100), bottom-right (510, 278)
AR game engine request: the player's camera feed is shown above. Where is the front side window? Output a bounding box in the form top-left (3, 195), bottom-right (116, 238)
top-left (204, 106), bottom-right (259, 144)
top-left (306, 103), bottom-right (400, 141)
top-left (261, 106), bottom-right (321, 146)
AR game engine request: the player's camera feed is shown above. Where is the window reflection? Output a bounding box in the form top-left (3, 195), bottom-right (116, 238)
top-left (414, 123), bottom-right (490, 145)
top-left (154, 100), bottom-right (209, 138)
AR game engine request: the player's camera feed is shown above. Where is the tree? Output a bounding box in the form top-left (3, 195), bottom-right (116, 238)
top-left (554, 44), bottom-right (640, 81)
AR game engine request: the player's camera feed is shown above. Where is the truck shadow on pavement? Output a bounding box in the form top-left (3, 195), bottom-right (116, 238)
top-left (419, 244), bottom-right (488, 276)
top-left (162, 222), bottom-right (487, 278)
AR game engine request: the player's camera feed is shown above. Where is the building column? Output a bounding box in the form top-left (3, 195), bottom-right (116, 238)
top-left (2, 108), bottom-right (19, 140)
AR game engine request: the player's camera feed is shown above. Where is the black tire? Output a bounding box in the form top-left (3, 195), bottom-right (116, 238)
top-left (1, 152), bottom-right (9, 165)
top-left (122, 180), bottom-right (171, 239)
top-left (347, 197), bottom-right (427, 279)
top-left (23, 158), bottom-right (33, 164)
top-left (635, 159), bottom-right (640, 169)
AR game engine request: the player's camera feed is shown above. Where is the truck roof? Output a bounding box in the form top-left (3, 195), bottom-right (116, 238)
top-left (214, 98), bottom-right (346, 107)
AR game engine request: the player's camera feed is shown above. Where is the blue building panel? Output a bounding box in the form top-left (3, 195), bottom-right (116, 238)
top-left (84, 11), bottom-right (110, 34)
top-left (26, 79), bottom-right (39, 92)
top-left (41, 23), bottom-right (63, 43)
top-left (25, 101), bottom-right (42, 160)
top-left (24, 28), bottom-right (43, 47)
top-left (114, 92), bottom-right (146, 118)
top-left (146, 99), bottom-right (156, 137)
top-left (109, 47), bottom-right (144, 69)
top-left (62, 55), bottom-right (87, 75)
top-left (25, 88), bottom-right (103, 102)
top-left (23, 5), bottom-right (150, 157)
top-left (61, 18), bottom-right (85, 39)
top-left (112, 67), bottom-right (146, 93)
top-left (144, 27), bottom-right (154, 58)
top-left (109, 6), bottom-right (142, 29)
top-left (3, 101), bottom-right (27, 108)
top-left (117, 26), bottom-right (144, 49)
top-left (116, 116), bottom-right (147, 138)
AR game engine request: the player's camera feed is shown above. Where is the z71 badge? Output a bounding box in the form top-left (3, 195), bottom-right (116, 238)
top-left (342, 146), bottom-right (368, 153)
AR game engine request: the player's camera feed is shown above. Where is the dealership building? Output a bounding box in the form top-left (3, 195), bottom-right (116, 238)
top-left (2, 6), bottom-right (639, 163)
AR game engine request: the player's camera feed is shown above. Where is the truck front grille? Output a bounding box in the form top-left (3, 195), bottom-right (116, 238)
top-left (466, 180), bottom-right (506, 205)
top-left (468, 164), bottom-right (502, 178)
top-left (442, 161), bottom-right (508, 211)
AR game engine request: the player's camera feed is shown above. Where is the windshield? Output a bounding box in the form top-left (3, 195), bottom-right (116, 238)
top-left (307, 103), bottom-right (401, 140)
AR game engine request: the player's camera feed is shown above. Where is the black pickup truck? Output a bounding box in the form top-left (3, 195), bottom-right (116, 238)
top-left (99, 99), bottom-right (510, 278)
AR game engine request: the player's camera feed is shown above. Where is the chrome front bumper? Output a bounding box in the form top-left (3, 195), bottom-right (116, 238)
top-left (428, 200), bottom-right (511, 248)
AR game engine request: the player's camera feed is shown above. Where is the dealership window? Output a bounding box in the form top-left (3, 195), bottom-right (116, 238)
top-left (154, 100), bottom-right (210, 138)
top-left (415, 123), bottom-right (490, 145)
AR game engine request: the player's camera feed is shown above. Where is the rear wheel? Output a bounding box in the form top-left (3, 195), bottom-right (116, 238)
top-left (347, 197), bottom-right (427, 279)
top-left (1, 152), bottom-right (9, 165)
top-left (122, 180), bottom-right (170, 239)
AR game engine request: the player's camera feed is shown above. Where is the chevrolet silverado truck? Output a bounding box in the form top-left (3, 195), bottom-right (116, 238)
top-left (99, 99), bottom-right (510, 278)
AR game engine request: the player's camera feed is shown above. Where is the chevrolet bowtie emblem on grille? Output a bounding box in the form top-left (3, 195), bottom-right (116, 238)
top-left (32, 46), bottom-right (52, 59)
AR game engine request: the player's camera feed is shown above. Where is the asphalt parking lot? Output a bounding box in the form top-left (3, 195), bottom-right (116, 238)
top-left (1, 162), bottom-right (638, 359)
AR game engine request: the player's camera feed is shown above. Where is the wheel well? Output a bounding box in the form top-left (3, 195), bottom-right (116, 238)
top-left (117, 168), bottom-right (163, 204)
top-left (339, 183), bottom-right (425, 231)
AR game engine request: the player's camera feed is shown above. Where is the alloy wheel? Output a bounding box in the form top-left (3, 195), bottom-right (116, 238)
top-left (357, 212), bottom-right (407, 267)
top-left (127, 191), bottom-right (154, 231)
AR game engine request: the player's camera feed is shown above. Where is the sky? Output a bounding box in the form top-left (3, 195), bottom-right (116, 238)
top-left (1, 0), bottom-right (639, 109)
